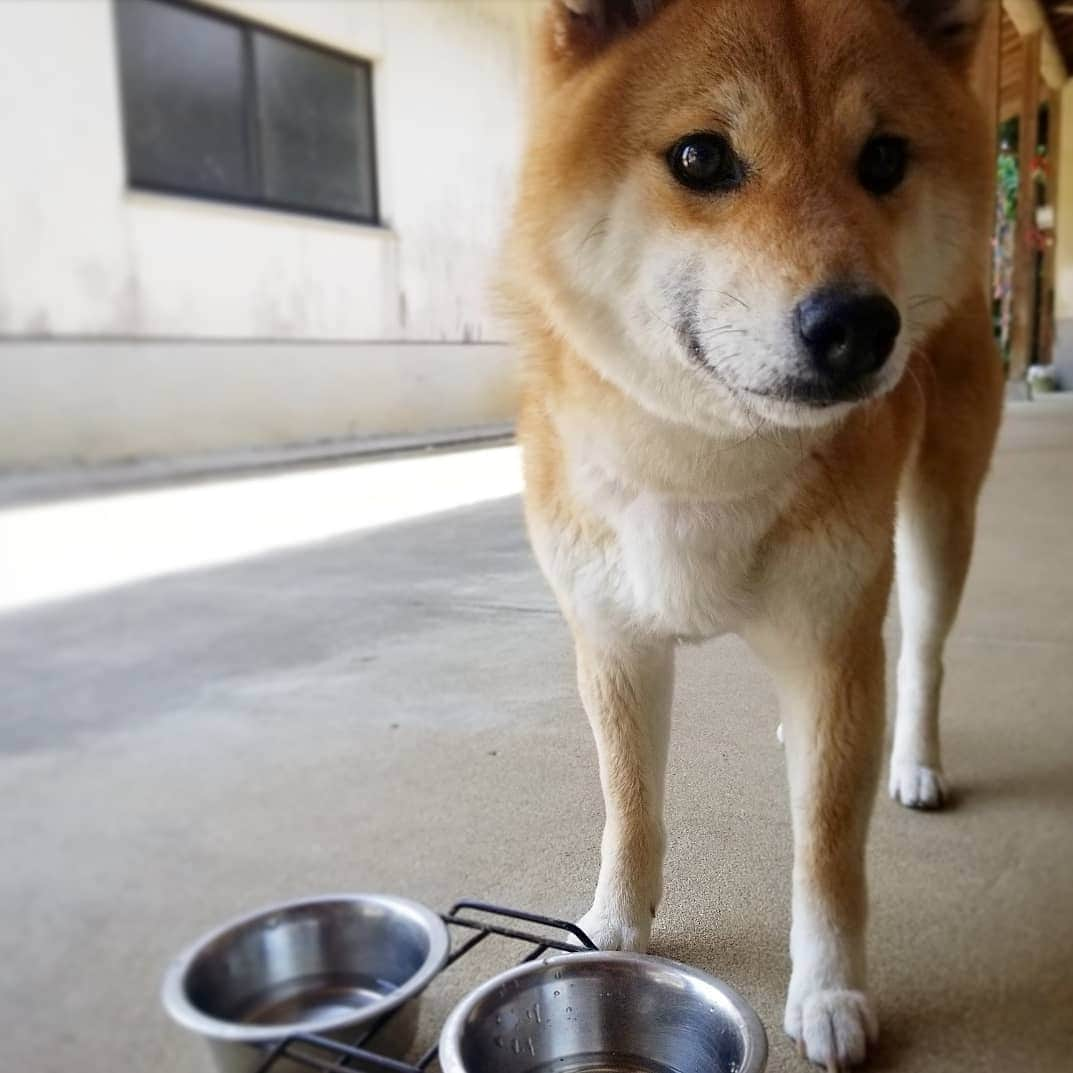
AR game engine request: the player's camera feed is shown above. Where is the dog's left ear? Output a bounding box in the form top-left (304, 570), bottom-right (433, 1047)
top-left (891, 0), bottom-right (990, 63)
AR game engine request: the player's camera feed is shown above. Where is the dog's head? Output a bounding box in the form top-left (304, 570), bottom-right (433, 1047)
top-left (509, 0), bottom-right (992, 431)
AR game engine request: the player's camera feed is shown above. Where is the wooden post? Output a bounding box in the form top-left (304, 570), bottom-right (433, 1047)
top-left (974, 1), bottom-right (1001, 293)
top-left (1009, 30), bottom-right (1042, 380)
top-left (1038, 89), bottom-right (1061, 365)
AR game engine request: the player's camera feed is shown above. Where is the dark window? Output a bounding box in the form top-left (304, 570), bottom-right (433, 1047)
top-left (114, 0), bottom-right (378, 224)
top-left (254, 33), bottom-right (376, 220)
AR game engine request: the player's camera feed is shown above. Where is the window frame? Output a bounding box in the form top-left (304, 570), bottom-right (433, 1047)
top-left (113, 0), bottom-right (381, 227)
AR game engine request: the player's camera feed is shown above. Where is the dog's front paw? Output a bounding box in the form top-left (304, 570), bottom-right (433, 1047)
top-left (785, 989), bottom-right (877, 1070)
top-left (576, 900), bottom-right (652, 952)
top-left (889, 760), bottom-right (948, 810)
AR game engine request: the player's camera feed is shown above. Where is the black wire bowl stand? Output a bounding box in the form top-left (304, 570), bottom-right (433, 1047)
top-left (250, 900), bottom-right (598, 1073)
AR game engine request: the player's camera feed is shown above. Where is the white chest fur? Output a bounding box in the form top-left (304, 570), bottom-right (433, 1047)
top-left (542, 456), bottom-right (784, 642)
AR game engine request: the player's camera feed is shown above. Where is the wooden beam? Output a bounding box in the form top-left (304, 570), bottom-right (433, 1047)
top-left (1009, 30), bottom-right (1042, 379)
top-left (975, 0), bottom-right (1002, 125)
top-left (1002, 0), bottom-right (1068, 91)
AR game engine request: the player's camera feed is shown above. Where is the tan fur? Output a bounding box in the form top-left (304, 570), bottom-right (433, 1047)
top-left (506, 1), bottom-right (1003, 1066)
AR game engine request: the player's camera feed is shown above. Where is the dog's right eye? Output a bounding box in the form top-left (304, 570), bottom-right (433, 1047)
top-left (668, 133), bottom-right (742, 193)
top-left (858, 136), bottom-right (909, 196)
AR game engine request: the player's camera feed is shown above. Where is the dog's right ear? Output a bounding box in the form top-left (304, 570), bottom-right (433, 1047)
top-left (544, 0), bottom-right (668, 68)
top-left (890, 0), bottom-right (990, 64)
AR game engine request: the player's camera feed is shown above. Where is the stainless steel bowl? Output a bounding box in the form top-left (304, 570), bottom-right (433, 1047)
top-left (439, 951), bottom-right (767, 1073)
top-left (162, 894), bottom-right (449, 1073)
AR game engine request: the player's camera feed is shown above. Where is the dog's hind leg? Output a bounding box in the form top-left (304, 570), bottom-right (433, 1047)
top-left (889, 304), bottom-right (1003, 810)
top-left (573, 632), bottom-right (674, 953)
top-left (890, 470), bottom-right (975, 808)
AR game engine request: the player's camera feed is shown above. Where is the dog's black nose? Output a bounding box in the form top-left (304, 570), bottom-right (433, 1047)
top-left (794, 287), bottom-right (901, 390)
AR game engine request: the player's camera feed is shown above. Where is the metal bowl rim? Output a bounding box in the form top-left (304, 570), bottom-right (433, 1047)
top-left (437, 950), bottom-right (768, 1073)
top-left (161, 893), bottom-right (450, 1043)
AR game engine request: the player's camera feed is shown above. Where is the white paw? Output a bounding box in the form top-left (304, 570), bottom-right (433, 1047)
top-left (889, 761), bottom-right (948, 810)
top-left (785, 989), bottom-right (878, 1070)
top-left (576, 900), bottom-right (652, 952)
top-left (776, 721), bottom-right (785, 746)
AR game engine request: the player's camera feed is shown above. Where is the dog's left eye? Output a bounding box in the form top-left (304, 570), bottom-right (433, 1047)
top-left (858, 136), bottom-right (909, 196)
top-left (668, 133), bottom-right (743, 193)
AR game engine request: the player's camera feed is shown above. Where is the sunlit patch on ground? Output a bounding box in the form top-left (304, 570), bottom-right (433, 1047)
top-left (0, 446), bottom-right (522, 612)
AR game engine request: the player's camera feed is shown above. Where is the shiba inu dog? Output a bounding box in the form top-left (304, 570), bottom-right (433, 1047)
top-left (504, 0), bottom-right (1005, 1066)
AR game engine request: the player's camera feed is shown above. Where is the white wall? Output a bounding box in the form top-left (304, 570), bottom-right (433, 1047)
top-left (0, 0), bottom-right (540, 467)
top-left (0, 339), bottom-right (518, 466)
top-left (0, 0), bottom-right (538, 341)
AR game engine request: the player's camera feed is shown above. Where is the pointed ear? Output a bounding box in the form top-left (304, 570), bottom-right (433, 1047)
top-left (545, 0), bottom-right (670, 66)
top-left (891, 0), bottom-right (991, 63)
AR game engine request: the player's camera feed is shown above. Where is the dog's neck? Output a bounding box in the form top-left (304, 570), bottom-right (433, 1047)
top-left (546, 337), bottom-right (827, 504)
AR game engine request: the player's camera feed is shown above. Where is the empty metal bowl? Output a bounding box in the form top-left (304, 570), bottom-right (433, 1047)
top-left (439, 951), bottom-right (767, 1073)
top-left (162, 894), bottom-right (449, 1073)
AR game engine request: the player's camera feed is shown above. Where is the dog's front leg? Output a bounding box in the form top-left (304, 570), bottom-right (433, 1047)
top-left (755, 620), bottom-right (885, 1069)
top-left (573, 631), bottom-right (673, 953)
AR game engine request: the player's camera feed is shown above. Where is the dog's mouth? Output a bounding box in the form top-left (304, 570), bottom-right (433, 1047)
top-left (742, 377), bottom-right (877, 408)
top-left (680, 324), bottom-right (888, 415)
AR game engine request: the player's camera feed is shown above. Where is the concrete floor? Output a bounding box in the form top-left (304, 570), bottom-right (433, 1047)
top-left (2, 398), bottom-right (1072, 1073)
